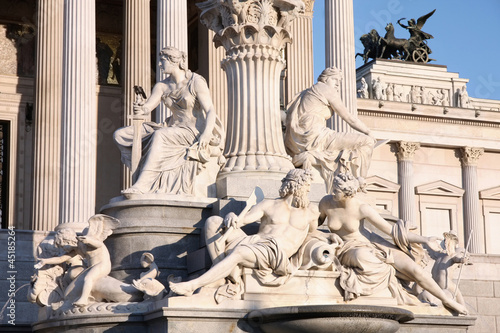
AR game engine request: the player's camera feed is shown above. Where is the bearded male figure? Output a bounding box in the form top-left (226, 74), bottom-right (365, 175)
top-left (169, 169), bottom-right (320, 296)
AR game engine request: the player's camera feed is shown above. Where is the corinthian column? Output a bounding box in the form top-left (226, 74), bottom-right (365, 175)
top-left (156, 0), bottom-right (187, 122)
top-left (284, 0), bottom-right (315, 106)
top-left (32, 0), bottom-right (63, 231)
top-left (122, 0), bottom-right (151, 188)
top-left (396, 141), bottom-right (420, 229)
top-left (325, 0), bottom-right (356, 132)
top-left (198, 0), bottom-right (301, 178)
top-left (59, 0), bottom-right (97, 224)
top-left (460, 147), bottom-right (484, 253)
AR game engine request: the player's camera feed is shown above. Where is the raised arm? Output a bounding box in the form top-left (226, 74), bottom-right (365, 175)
top-left (134, 82), bottom-right (166, 115)
top-left (35, 253), bottom-right (75, 268)
top-left (322, 84), bottom-right (374, 138)
top-left (360, 203), bottom-right (439, 246)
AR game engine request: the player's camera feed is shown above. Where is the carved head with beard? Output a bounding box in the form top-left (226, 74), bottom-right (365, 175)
top-left (279, 169), bottom-right (313, 208)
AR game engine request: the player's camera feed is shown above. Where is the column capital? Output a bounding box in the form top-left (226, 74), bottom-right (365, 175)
top-left (303, 0), bottom-right (315, 15)
top-left (197, 0), bottom-right (304, 51)
top-left (460, 147), bottom-right (484, 166)
top-left (396, 141), bottom-right (420, 161)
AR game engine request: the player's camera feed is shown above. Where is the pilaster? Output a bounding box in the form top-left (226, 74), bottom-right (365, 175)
top-left (32, 0), bottom-right (63, 230)
top-left (325, 0), bottom-right (356, 132)
top-left (460, 146), bottom-right (484, 253)
top-left (59, 0), bottom-right (97, 224)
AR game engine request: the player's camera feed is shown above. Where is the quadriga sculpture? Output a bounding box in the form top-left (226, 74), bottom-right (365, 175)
top-left (114, 46), bottom-right (225, 196)
top-left (284, 67), bottom-right (376, 193)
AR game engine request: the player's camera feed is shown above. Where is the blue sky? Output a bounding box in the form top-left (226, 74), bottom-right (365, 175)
top-left (312, 0), bottom-right (500, 101)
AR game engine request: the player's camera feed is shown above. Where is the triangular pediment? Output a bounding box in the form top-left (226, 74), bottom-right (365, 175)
top-left (365, 176), bottom-right (400, 193)
top-left (415, 180), bottom-right (464, 197)
top-left (479, 186), bottom-right (500, 200)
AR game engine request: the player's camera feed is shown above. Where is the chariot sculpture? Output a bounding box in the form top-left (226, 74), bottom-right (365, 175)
top-left (357, 9), bottom-right (436, 63)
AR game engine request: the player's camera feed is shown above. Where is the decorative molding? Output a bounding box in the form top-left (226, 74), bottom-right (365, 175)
top-left (358, 110), bottom-right (500, 129)
top-left (365, 175), bottom-right (400, 193)
top-left (479, 186), bottom-right (500, 200)
top-left (396, 141), bottom-right (420, 161)
top-left (415, 180), bottom-right (465, 197)
top-left (460, 147), bottom-right (484, 166)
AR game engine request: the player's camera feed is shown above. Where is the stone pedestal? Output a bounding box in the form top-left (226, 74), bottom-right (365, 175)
top-left (100, 196), bottom-right (216, 284)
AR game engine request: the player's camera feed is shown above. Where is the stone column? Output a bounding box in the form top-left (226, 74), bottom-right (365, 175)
top-left (460, 147), bottom-right (484, 253)
top-left (325, 0), bottom-right (356, 132)
top-left (198, 0), bottom-right (301, 180)
top-left (396, 141), bottom-right (420, 229)
top-left (155, 0), bottom-right (187, 123)
top-left (284, 0), bottom-right (315, 106)
top-left (59, 0), bottom-right (97, 224)
top-left (32, 0), bottom-right (63, 231)
top-left (122, 0), bottom-right (151, 188)
top-left (206, 29), bottom-right (228, 129)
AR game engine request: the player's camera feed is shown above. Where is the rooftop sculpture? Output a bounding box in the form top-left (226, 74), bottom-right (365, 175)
top-left (356, 9), bottom-right (436, 63)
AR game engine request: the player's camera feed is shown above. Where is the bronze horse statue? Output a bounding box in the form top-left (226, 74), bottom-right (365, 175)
top-left (380, 23), bottom-right (410, 60)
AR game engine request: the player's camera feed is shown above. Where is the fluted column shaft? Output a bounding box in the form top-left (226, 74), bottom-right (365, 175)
top-left (396, 141), bottom-right (420, 229)
top-left (198, 0), bottom-right (302, 175)
top-left (325, 0), bottom-right (356, 132)
top-left (122, 0), bottom-right (151, 188)
top-left (207, 30), bottom-right (228, 129)
top-left (156, 0), bottom-right (187, 122)
top-left (460, 147), bottom-right (484, 253)
top-left (284, 2), bottom-right (315, 106)
top-left (221, 45), bottom-right (292, 173)
top-left (59, 0), bottom-right (96, 224)
top-left (32, 0), bottom-right (63, 231)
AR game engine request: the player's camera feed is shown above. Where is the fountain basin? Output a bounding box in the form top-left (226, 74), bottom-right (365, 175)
top-left (248, 304), bottom-right (414, 333)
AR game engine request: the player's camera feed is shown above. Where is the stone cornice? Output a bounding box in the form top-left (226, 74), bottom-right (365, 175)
top-left (358, 109), bottom-right (500, 129)
top-left (460, 147), bottom-right (484, 166)
top-left (396, 141), bottom-right (420, 161)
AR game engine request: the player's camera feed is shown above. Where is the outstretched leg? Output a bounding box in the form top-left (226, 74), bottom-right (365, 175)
top-left (392, 251), bottom-right (467, 315)
top-left (169, 244), bottom-right (258, 296)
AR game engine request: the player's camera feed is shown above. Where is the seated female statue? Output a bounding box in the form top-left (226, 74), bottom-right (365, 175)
top-left (114, 46), bottom-right (224, 196)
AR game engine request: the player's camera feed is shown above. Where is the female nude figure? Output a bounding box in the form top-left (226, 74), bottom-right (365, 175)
top-left (319, 172), bottom-right (468, 315)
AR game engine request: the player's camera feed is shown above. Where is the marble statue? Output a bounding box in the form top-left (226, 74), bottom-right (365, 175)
top-left (372, 77), bottom-right (384, 100)
top-left (32, 215), bottom-right (144, 308)
top-left (418, 230), bottom-right (469, 307)
top-left (357, 77), bottom-right (369, 98)
top-left (114, 46), bottom-right (225, 196)
top-left (386, 82), bottom-right (395, 101)
top-left (169, 169), bottom-right (320, 297)
top-left (318, 172), bottom-right (468, 315)
top-left (132, 252), bottom-right (165, 299)
top-left (285, 67), bottom-right (376, 193)
top-left (459, 86), bottom-right (472, 109)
